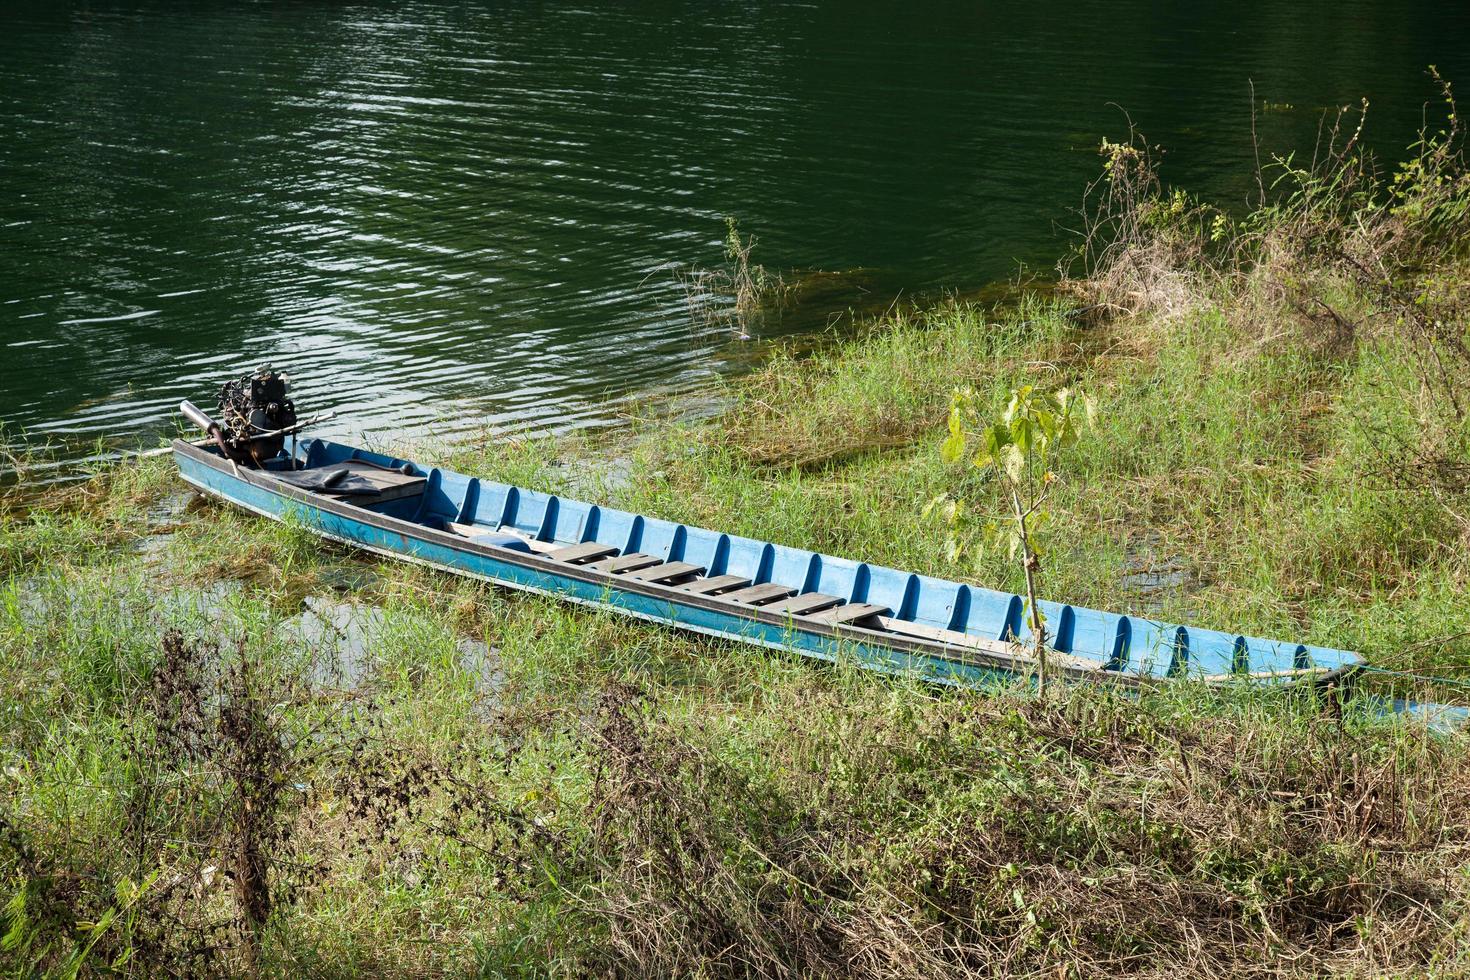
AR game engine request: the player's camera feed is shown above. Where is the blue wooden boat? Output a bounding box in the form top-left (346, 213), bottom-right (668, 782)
top-left (171, 435), bottom-right (1362, 689)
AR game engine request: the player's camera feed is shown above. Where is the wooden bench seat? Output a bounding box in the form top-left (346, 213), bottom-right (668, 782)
top-left (763, 592), bottom-right (844, 616)
top-left (549, 541), bottom-right (619, 564)
top-left (810, 602), bottom-right (890, 625)
top-left (308, 461), bottom-right (427, 503)
top-left (447, 522), bottom-right (560, 554)
top-left (721, 583), bottom-right (797, 605)
top-left (588, 553), bottom-right (663, 574)
top-left (680, 574), bottom-right (751, 596)
top-left (623, 561), bottom-right (705, 584)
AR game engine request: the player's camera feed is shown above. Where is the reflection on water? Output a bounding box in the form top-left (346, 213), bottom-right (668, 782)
top-left (3, 0), bottom-right (1469, 472)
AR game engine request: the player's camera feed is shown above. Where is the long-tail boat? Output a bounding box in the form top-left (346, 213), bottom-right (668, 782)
top-left (171, 388), bottom-right (1359, 690)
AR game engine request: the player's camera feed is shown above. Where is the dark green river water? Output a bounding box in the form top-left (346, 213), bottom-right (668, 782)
top-left (3, 1), bottom-right (1469, 471)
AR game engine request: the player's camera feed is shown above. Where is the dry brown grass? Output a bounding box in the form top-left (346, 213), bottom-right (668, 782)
top-left (1060, 78), bottom-right (1470, 561)
top-left (555, 680), bottom-right (1470, 979)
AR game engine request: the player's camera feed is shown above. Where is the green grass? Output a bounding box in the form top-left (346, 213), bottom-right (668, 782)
top-left (2, 370), bottom-right (1469, 975)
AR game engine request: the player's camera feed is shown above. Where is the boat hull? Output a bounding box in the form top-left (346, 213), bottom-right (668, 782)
top-left (172, 438), bottom-right (1360, 690)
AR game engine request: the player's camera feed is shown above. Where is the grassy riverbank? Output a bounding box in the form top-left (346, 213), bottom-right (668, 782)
top-left (5, 105), bottom-right (1470, 975)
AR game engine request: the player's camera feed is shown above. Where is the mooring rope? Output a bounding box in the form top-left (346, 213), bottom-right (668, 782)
top-left (1355, 663), bottom-right (1470, 694)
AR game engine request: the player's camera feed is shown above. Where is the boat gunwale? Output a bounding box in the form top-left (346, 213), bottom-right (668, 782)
top-left (170, 439), bottom-right (1358, 692)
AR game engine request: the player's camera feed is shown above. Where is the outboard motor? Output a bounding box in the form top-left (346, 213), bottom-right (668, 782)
top-left (178, 365), bottom-right (298, 467)
top-left (215, 364), bottom-right (296, 466)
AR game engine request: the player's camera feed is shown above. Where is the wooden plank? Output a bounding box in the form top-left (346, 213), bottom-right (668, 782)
top-left (484, 524), bottom-right (561, 554)
top-left (875, 617), bottom-right (1014, 655)
top-left (763, 592), bottom-right (843, 616)
top-left (549, 541), bottom-right (619, 564)
top-left (624, 561), bottom-right (706, 584)
top-left (588, 553), bottom-right (663, 574)
top-left (445, 523), bottom-right (559, 554)
top-left (1196, 666), bottom-right (1328, 683)
top-left (721, 583), bottom-right (797, 605)
top-left (338, 457), bottom-right (414, 475)
top-left (810, 602), bottom-right (890, 625)
top-left (334, 460), bottom-right (422, 484)
top-left (315, 461), bottom-right (426, 503)
top-left (874, 617), bottom-right (1103, 671)
top-left (680, 574), bottom-right (751, 596)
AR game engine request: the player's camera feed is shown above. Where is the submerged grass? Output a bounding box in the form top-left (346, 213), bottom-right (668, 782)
top-left (4, 90), bottom-right (1470, 976)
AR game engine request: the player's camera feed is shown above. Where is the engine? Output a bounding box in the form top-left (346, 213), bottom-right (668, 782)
top-left (216, 364), bottom-right (297, 466)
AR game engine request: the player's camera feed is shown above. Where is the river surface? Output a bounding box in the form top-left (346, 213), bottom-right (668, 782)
top-left (3, 1), bottom-right (1470, 473)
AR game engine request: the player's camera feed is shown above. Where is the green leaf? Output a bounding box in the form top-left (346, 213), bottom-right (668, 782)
top-left (940, 430), bottom-right (965, 464)
top-left (986, 422), bottom-right (1011, 456)
top-left (1011, 417), bottom-right (1032, 454)
top-left (931, 381), bottom-right (1094, 594)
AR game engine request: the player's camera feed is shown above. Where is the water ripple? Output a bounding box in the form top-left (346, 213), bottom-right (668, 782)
top-left (2, 0), bottom-right (1469, 474)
